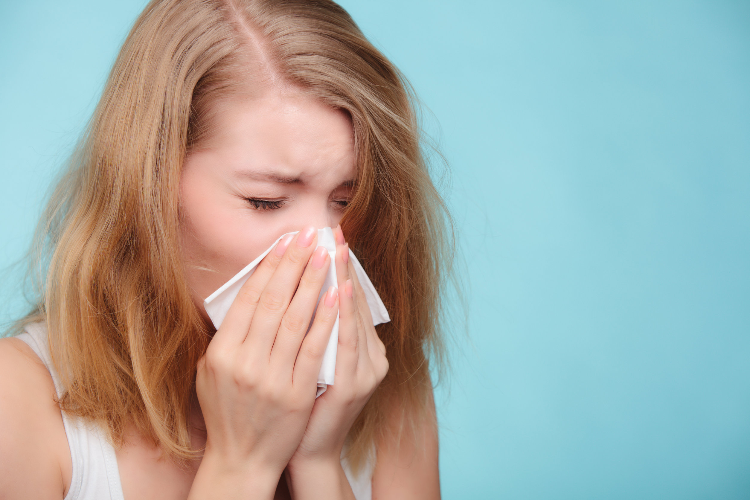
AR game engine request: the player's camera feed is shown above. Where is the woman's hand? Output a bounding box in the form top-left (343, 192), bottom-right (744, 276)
top-left (285, 225), bottom-right (389, 491)
top-left (188, 226), bottom-right (340, 500)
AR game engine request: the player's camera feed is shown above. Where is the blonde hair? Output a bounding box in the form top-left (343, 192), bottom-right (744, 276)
top-left (10, 0), bottom-right (460, 472)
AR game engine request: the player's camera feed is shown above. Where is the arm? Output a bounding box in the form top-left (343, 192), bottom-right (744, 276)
top-left (187, 453), bottom-right (281, 500)
top-left (0, 337), bottom-right (72, 500)
top-left (284, 461), bottom-right (356, 500)
top-left (284, 388), bottom-right (441, 500)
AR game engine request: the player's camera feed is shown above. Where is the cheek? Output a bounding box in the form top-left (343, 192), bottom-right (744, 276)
top-left (178, 166), bottom-right (275, 298)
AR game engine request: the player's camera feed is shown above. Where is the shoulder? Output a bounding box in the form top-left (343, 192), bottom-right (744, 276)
top-left (0, 337), bottom-right (71, 499)
top-left (371, 386), bottom-right (440, 500)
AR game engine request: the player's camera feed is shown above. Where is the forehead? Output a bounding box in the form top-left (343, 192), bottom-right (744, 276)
top-left (196, 88), bottom-right (356, 184)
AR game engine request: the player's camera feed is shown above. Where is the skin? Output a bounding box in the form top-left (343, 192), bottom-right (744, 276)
top-left (0, 85), bottom-right (440, 499)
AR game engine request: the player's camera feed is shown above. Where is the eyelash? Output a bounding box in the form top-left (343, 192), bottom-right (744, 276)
top-left (245, 198), bottom-right (285, 211)
top-left (244, 198), bottom-right (349, 211)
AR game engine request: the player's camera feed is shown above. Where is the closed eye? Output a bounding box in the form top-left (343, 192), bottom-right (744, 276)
top-left (245, 198), bottom-right (285, 211)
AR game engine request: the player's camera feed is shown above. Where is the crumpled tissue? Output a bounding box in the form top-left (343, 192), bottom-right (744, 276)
top-left (204, 227), bottom-right (390, 397)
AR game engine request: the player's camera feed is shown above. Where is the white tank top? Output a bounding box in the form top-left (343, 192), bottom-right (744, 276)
top-left (17, 321), bottom-right (374, 500)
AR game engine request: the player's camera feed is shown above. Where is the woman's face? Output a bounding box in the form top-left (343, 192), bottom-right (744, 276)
top-left (179, 87), bottom-right (356, 323)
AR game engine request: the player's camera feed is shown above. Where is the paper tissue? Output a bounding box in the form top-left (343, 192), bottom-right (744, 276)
top-left (204, 227), bottom-right (390, 397)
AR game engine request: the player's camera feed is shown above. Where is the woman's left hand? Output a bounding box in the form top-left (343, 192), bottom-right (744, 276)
top-left (286, 225), bottom-right (389, 471)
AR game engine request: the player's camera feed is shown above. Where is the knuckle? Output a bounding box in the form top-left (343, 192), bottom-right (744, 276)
top-left (377, 338), bottom-right (386, 353)
top-left (364, 370), bottom-right (378, 390)
top-left (339, 335), bottom-right (358, 350)
top-left (204, 347), bottom-right (227, 372)
top-left (260, 288), bottom-right (287, 313)
top-left (301, 342), bottom-right (324, 360)
top-left (341, 387), bottom-right (358, 404)
top-left (315, 301), bottom-right (338, 322)
top-left (282, 312), bottom-right (307, 333)
top-left (298, 271), bottom-right (321, 291)
top-left (237, 284), bottom-right (263, 307)
top-left (262, 250), bottom-right (283, 268)
top-left (324, 307), bottom-right (339, 323)
top-left (233, 365), bottom-right (259, 389)
top-left (270, 382), bottom-right (295, 407)
top-left (378, 357), bottom-right (390, 379)
top-left (286, 247), bottom-right (306, 265)
top-left (256, 381), bottom-right (276, 402)
top-left (336, 383), bottom-right (354, 402)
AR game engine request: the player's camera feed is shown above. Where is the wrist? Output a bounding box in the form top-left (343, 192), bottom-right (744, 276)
top-left (285, 458), bottom-right (353, 500)
top-left (286, 454), bottom-right (341, 478)
top-left (189, 450), bottom-right (281, 500)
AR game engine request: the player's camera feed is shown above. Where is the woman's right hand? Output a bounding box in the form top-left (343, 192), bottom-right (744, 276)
top-left (189, 226), bottom-right (340, 500)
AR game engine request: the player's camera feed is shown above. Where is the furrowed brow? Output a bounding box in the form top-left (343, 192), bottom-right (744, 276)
top-left (234, 170), bottom-right (303, 185)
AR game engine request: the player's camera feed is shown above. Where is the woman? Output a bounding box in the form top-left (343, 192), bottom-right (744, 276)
top-left (0, 0), bottom-right (455, 498)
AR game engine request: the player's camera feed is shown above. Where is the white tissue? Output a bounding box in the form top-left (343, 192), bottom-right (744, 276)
top-left (204, 227), bottom-right (390, 397)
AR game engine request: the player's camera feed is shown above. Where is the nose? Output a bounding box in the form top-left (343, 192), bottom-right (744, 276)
top-left (291, 200), bottom-right (338, 233)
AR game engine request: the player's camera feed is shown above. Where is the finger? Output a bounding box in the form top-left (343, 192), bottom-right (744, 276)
top-left (344, 252), bottom-right (370, 366)
top-left (211, 233), bottom-right (294, 350)
top-left (335, 242), bottom-right (359, 372)
top-left (348, 262), bottom-right (385, 356)
top-left (347, 265), bottom-right (388, 385)
top-left (347, 259), bottom-right (374, 326)
top-left (270, 245), bottom-right (331, 369)
top-left (334, 238), bottom-right (349, 288)
top-left (293, 285), bottom-right (339, 389)
top-left (334, 223), bottom-right (346, 247)
top-left (244, 226), bottom-right (319, 357)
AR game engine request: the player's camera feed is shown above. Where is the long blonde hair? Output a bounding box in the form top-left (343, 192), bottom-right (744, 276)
top-left (9, 0), bottom-right (460, 472)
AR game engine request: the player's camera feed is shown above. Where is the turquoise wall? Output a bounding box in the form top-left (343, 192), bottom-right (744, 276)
top-left (1, 1), bottom-right (749, 498)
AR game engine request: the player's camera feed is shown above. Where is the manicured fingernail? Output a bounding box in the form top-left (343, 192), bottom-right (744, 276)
top-left (275, 234), bottom-right (294, 256)
top-left (335, 224), bottom-right (345, 245)
top-left (311, 246), bottom-right (328, 269)
top-left (342, 243), bottom-right (349, 264)
top-left (297, 226), bottom-right (316, 247)
top-left (325, 286), bottom-right (338, 307)
top-left (345, 279), bottom-right (353, 298)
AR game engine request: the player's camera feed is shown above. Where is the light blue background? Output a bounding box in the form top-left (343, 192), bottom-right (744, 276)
top-left (1, 1), bottom-right (749, 498)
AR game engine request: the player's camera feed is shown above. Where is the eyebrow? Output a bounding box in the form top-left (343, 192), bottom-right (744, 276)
top-left (234, 170), bottom-right (356, 188)
top-left (234, 170), bottom-right (302, 184)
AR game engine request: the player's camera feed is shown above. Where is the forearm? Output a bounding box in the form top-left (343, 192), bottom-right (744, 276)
top-left (285, 459), bottom-right (356, 500)
top-left (188, 452), bottom-right (280, 500)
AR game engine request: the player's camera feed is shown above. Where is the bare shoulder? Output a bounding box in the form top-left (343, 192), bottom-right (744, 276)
top-left (0, 337), bottom-right (71, 499)
top-left (371, 386), bottom-right (441, 500)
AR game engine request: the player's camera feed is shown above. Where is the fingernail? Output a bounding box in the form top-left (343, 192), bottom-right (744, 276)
top-left (342, 243), bottom-right (349, 264)
top-left (345, 279), bottom-right (353, 298)
top-left (325, 286), bottom-right (338, 307)
top-left (311, 246), bottom-right (328, 269)
top-left (335, 224), bottom-right (345, 245)
top-left (297, 226), bottom-right (316, 247)
top-left (275, 234), bottom-right (294, 256)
